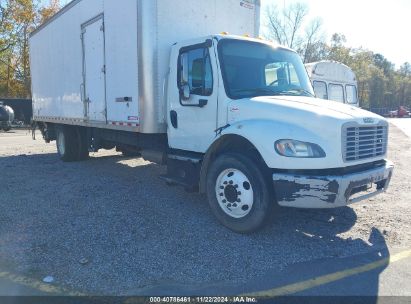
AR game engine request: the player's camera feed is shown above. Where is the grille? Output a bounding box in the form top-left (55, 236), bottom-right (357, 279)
top-left (342, 123), bottom-right (388, 162)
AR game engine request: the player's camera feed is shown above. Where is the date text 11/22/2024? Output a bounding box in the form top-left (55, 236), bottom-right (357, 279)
top-left (149, 297), bottom-right (257, 303)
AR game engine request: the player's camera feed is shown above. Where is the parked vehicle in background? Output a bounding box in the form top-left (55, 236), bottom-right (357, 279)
top-left (30, 0), bottom-right (393, 233)
top-left (305, 61), bottom-right (359, 107)
top-left (0, 102), bottom-right (15, 132)
top-left (0, 99), bottom-right (33, 125)
top-left (389, 106), bottom-right (410, 118)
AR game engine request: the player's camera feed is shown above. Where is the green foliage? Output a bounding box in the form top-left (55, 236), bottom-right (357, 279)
top-left (0, 0), bottom-right (60, 98)
top-left (264, 2), bottom-right (411, 110)
top-left (323, 34), bottom-right (411, 109)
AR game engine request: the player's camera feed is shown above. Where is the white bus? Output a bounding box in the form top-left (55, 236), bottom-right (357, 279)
top-left (305, 61), bottom-right (359, 107)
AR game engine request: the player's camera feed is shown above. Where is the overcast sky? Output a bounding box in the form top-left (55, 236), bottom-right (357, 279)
top-left (261, 0), bottom-right (410, 68)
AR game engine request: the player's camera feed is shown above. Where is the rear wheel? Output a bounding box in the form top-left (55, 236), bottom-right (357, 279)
top-left (76, 128), bottom-right (89, 161)
top-left (206, 153), bottom-right (274, 234)
top-left (56, 126), bottom-right (79, 162)
top-left (121, 149), bottom-right (141, 157)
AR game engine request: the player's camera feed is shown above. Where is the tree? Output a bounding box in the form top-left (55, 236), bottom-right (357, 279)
top-left (265, 2), bottom-right (325, 62)
top-left (373, 53), bottom-right (394, 77)
top-left (326, 33), bottom-right (352, 65)
top-left (0, 1), bottom-right (17, 54)
top-left (349, 49), bottom-right (375, 108)
top-left (301, 18), bottom-right (326, 63)
top-left (0, 0), bottom-right (61, 98)
top-left (399, 62), bottom-right (411, 77)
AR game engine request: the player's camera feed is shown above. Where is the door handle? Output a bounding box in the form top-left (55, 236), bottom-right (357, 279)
top-left (170, 111), bottom-right (178, 129)
top-left (199, 99), bottom-right (208, 108)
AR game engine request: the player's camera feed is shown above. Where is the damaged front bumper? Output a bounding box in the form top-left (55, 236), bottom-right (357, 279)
top-left (273, 160), bottom-right (394, 208)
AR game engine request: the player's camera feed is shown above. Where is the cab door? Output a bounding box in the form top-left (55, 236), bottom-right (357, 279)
top-left (167, 39), bottom-right (219, 153)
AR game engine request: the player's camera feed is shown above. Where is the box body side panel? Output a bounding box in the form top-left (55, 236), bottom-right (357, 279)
top-left (104, 0), bottom-right (139, 125)
top-left (31, 0), bottom-right (260, 134)
top-left (30, 0), bottom-right (104, 120)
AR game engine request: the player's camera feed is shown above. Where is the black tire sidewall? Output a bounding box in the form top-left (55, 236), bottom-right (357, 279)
top-left (206, 153), bottom-right (273, 233)
top-left (76, 128), bottom-right (89, 161)
top-left (56, 126), bottom-right (78, 162)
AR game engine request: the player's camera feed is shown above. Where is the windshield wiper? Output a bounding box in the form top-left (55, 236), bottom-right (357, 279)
top-left (280, 88), bottom-right (315, 97)
top-left (232, 88), bottom-right (281, 95)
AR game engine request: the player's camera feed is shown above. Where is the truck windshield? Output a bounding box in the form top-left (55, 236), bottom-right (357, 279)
top-left (218, 39), bottom-right (314, 100)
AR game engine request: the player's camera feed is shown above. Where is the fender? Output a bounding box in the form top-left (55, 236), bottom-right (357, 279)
top-left (220, 119), bottom-right (339, 169)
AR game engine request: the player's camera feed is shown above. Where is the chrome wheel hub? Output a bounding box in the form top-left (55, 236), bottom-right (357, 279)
top-left (215, 168), bottom-right (254, 219)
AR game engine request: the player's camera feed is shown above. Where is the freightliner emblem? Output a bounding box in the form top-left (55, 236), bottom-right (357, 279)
top-left (363, 118), bottom-right (375, 124)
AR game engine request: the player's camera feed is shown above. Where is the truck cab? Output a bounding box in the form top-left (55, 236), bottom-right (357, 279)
top-left (166, 35), bottom-right (393, 232)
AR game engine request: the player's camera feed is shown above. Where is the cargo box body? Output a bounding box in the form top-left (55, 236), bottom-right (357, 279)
top-left (30, 0), bottom-right (260, 133)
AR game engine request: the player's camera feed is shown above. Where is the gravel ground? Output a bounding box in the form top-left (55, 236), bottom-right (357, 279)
top-left (0, 126), bottom-right (410, 295)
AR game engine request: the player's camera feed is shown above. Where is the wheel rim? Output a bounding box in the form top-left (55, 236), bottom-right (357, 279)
top-left (57, 131), bottom-right (66, 156)
top-left (215, 168), bottom-right (254, 219)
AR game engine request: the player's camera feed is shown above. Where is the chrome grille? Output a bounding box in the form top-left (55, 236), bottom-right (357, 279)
top-left (342, 123), bottom-right (388, 162)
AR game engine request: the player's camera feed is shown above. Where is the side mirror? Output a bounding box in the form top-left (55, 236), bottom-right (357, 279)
top-left (180, 83), bottom-right (190, 101)
top-left (179, 53), bottom-right (190, 101)
top-left (181, 53), bottom-right (189, 84)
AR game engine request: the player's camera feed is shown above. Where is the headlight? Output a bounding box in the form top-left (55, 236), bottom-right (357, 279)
top-left (275, 140), bottom-right (326, 158)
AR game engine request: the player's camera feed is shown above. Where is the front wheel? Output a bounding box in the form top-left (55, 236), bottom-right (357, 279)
top-left (206, 153), bottom-right (274, 234)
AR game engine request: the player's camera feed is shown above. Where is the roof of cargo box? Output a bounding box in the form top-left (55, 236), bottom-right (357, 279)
top-left (31, 0), bottom-right (262, 38)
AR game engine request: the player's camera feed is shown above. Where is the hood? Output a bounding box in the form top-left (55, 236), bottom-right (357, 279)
top-left (226, 96), bottom-right (387, 142)
top-left (228, 96), bottom-right (384, 126)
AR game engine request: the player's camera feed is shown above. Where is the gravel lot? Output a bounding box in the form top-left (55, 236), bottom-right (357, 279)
top-left (0, 125), bottom-right (410, 296)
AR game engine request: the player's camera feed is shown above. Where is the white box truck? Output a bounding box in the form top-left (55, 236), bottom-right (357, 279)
top-left (30, 0), bottom-right (393, 233)
top-left (305, 61), bottom-right (359, 107)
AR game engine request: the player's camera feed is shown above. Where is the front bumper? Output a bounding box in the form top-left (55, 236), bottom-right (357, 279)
top-left (273, 160), bottom-right (394, 208)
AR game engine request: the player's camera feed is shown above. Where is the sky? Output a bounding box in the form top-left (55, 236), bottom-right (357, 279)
top-left (261, 0), bottom-right (410, 68)
top-left (52, 0), bottom-right (410, 68)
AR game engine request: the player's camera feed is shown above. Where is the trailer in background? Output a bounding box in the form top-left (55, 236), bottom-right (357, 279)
top-left (305, 61), bottom-right (359, 107)
top-left (0, 102), bottom-right (15, 131)
top-left (0, 99), bottom-right (32, 125)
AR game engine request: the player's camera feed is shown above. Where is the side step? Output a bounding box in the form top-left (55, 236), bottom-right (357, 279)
top-left (161, 153), bottom-right (203, 192)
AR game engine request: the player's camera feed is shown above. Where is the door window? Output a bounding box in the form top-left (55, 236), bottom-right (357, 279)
top-left (328, 83), bottom-right (345, 102)
top-left (346, 85), bottom-right (358, 104)
top-left (313, 81), bottom-right (328, 99)
top-left (179, 48), bottom-right (213, 96)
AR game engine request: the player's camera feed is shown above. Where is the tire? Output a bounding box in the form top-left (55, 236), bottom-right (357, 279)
top-left (3, 127), bottom-right (11, 132)
top-left (206, 152), bottom-right (274, 234)
top-left (56, 126), bottom-right (80, 162)
top-left (76, 128), bottom-right (89, 161)
top-left (121, 147), bottom-right (141, 157)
